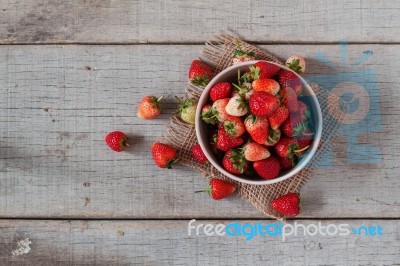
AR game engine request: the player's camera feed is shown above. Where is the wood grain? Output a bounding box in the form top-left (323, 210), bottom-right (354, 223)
top-left (1, 44), bottom-right (399, 218)
top-left (1, 0), bottom-right (400, 44)
top-left (0, 219), bottom-right (398, 265)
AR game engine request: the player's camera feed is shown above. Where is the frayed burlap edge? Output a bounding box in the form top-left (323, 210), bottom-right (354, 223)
top-left (162, 32), bottom-right (348, 221)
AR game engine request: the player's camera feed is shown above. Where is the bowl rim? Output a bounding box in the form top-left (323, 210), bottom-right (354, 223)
top-left (195, 60), bottom-right (323, 185)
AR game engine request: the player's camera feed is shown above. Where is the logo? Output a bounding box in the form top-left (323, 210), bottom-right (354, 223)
top-left (308, 40), bottom-right (382, 166)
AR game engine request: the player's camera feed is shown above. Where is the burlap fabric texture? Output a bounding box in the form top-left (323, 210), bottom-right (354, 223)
top-left (162, 32), bottom-right (348, 220)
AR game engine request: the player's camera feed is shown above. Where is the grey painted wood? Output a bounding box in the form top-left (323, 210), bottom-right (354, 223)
top-left (1, 44), bottom-right (399, 218)
top-left (0, 219), bottom-right (398, 265)
top-left (1, 0), bottom-right (400, 44)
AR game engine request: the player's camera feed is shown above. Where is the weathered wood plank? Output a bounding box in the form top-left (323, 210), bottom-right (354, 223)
top-left (0, 219), bottom-right (398, 265)
top-left (1, 0), bottom-right (400, 43)
top-left (1, 44), bottom-right (399, 218)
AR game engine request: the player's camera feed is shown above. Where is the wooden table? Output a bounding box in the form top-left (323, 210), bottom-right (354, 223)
top-left (1, 1), bottom-right (399, 265)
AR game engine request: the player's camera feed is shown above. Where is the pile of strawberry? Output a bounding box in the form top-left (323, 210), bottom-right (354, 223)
top-left (200, 59), bottom-right (314, 180)
top-left (102, 53), bottom-right (311, 217)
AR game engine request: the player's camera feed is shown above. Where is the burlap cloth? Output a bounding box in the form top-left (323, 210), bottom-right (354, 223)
top-left (162, 32), bottom-right (348, 220)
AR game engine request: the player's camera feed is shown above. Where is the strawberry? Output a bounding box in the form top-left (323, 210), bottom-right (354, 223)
top-left (279, 156), bottom-right (294, 170)
top-left (201, 104), bottom-right (218, 125)
top-left (216, 129), bottom-right (244, 152)
top-left (286, 55), bottom-right (306, 74)
top-left (137, 96), bottom-right (163, 119)
top-left (272, 192), bottom-right (300, 217)
top-left (212, 98), bottom-right (232, 122)
top-left (268, 106), bottom-right (289, 130)
top-left (253, 156), bottom-right (280, 180)
top-left (265, 128), bottom-right (281, 146)
top-left (232, 43), bottom-right (255, 65)
top-left (225, 95), bottom-right (248, 117)
top-left (282, 117), bottom-right (308, 137)
top-left (253, 61), bottom-right (281, 79)
top-left (252, 78), bottom-right (280, 95)
top-left (278, 70), bottom-right (302, 95)
top-left (280, 86), bottom-right (299, 113)
top-left (191, 144), bottom-right (208, 164)
top-left (197, 178), bottom-right (236, 200)
top-left (177, 97), bottom-right (197, 125)
top-left (152, 142), bottom-right (178, 169)
top-left (249, 91), bottom-right (280, 117)
top-left (244, 115), bottom-right (269, 145)
top-left (242, 142), bottom-right (270, 161)
top-left (210, 82), bottom-right (232, 102)
top-left (104, 131), bottom-right (128, 152)
top-left (189, 59), bottom-right (213, 86)
top-left (222, 149), bottom-right (248, 174)
top-left (223, 116), bottom-right (246, 138)
top-left (274, 137), bottom-right (299, 159)
top-left (296, 100), bottom-right (311, 121)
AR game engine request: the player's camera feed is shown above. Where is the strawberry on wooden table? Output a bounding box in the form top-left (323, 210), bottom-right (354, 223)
top-left (249, 91), bottom-right (280, 117)
top-left (105, 131), bottom-right (128, 152)
top-left (222, 149), bottom-right (248, 174)
top-left (253, 156), bottom-right (280, 180)
top-left (177, 97), bottom-right (198, 125)
top-left (286, 55), bottom-right (306, 74)
top-left (189, 59), bottom-right (213, 86)
top-left (137, 95), bottom-right (163, 119)
top-left (272, 192), bottom-right (300, 217)
top-left (196, 178), bottom-right (236, 200)
top-left (242, 142), bottom-right (270, 161)
top-left (152, 142), bottom-right (178, 169)
top-left (210, 82), bottom-right (232, 102)
top-left (191, 144), bottom-right (208, 164)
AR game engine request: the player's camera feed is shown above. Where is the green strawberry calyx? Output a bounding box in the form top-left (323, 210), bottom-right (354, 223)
top-left (228, 149), bottom-right (247, 174)
top-left (286, 59), bottom-right (303, 74)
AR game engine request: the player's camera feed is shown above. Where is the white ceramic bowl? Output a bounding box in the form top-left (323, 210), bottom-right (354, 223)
top-left (195, 60), bottom-right (322, 185)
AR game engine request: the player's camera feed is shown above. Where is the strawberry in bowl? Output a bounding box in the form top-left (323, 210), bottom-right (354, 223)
top-left (195, 60), bottom-right (322, 185)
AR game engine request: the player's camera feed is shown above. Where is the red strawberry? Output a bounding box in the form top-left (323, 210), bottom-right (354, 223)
top-left (222, 149), bottom-right (248, 174)
top-left (212, 98), bottom-right (232, 122)
top-left (274, 137), bottom-right (299, 159)
top-left (223, 116), bottom-right (246, 138)
top-left (189, 59), bottom-right (213, 86)
top-left (249, 91), bottom-right (280, 117)
top-left (252, 78), bottom-right (280, 95)
top-left (278, 70), bottom-right (302, 95)
top-left (279, 156), bottom-right (294, 170)
top-left (268, 106), bottom-right (289, 130)
top-left (253, 156), bottom-right (280, 180)
top-left (197, 178), bottom-right (236, 200)
top-left (210, 82), bottom-right (232, 102)
top-left (265, 127), bottom-right (281, 146)
top-left (201, 104), bottom-right (218, 125)
top-left (253, 61), bottom-right (281, 79)
top-left (216, 129), bottom-right (244, 152)
top-left (242, 142), bottom-right (270, 161)
top-left (105, 131), bottom-right (128, 152)
top-left (272, 192), bottom-right (300, 217)
top-left (191, 144), bottom-right (208, 164)
top-left (152, 142), bottom-right (178, 169)
top-left (282, 115), bottom-right (307, 137)
top-left (296, 100), bottom-right (311, 121)
top-left (137, 96), bottom-right (163, 119)
top-left (280, 87), bottom-right (299, 113)
top-left (244, 115), bottom-right (269, 145)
